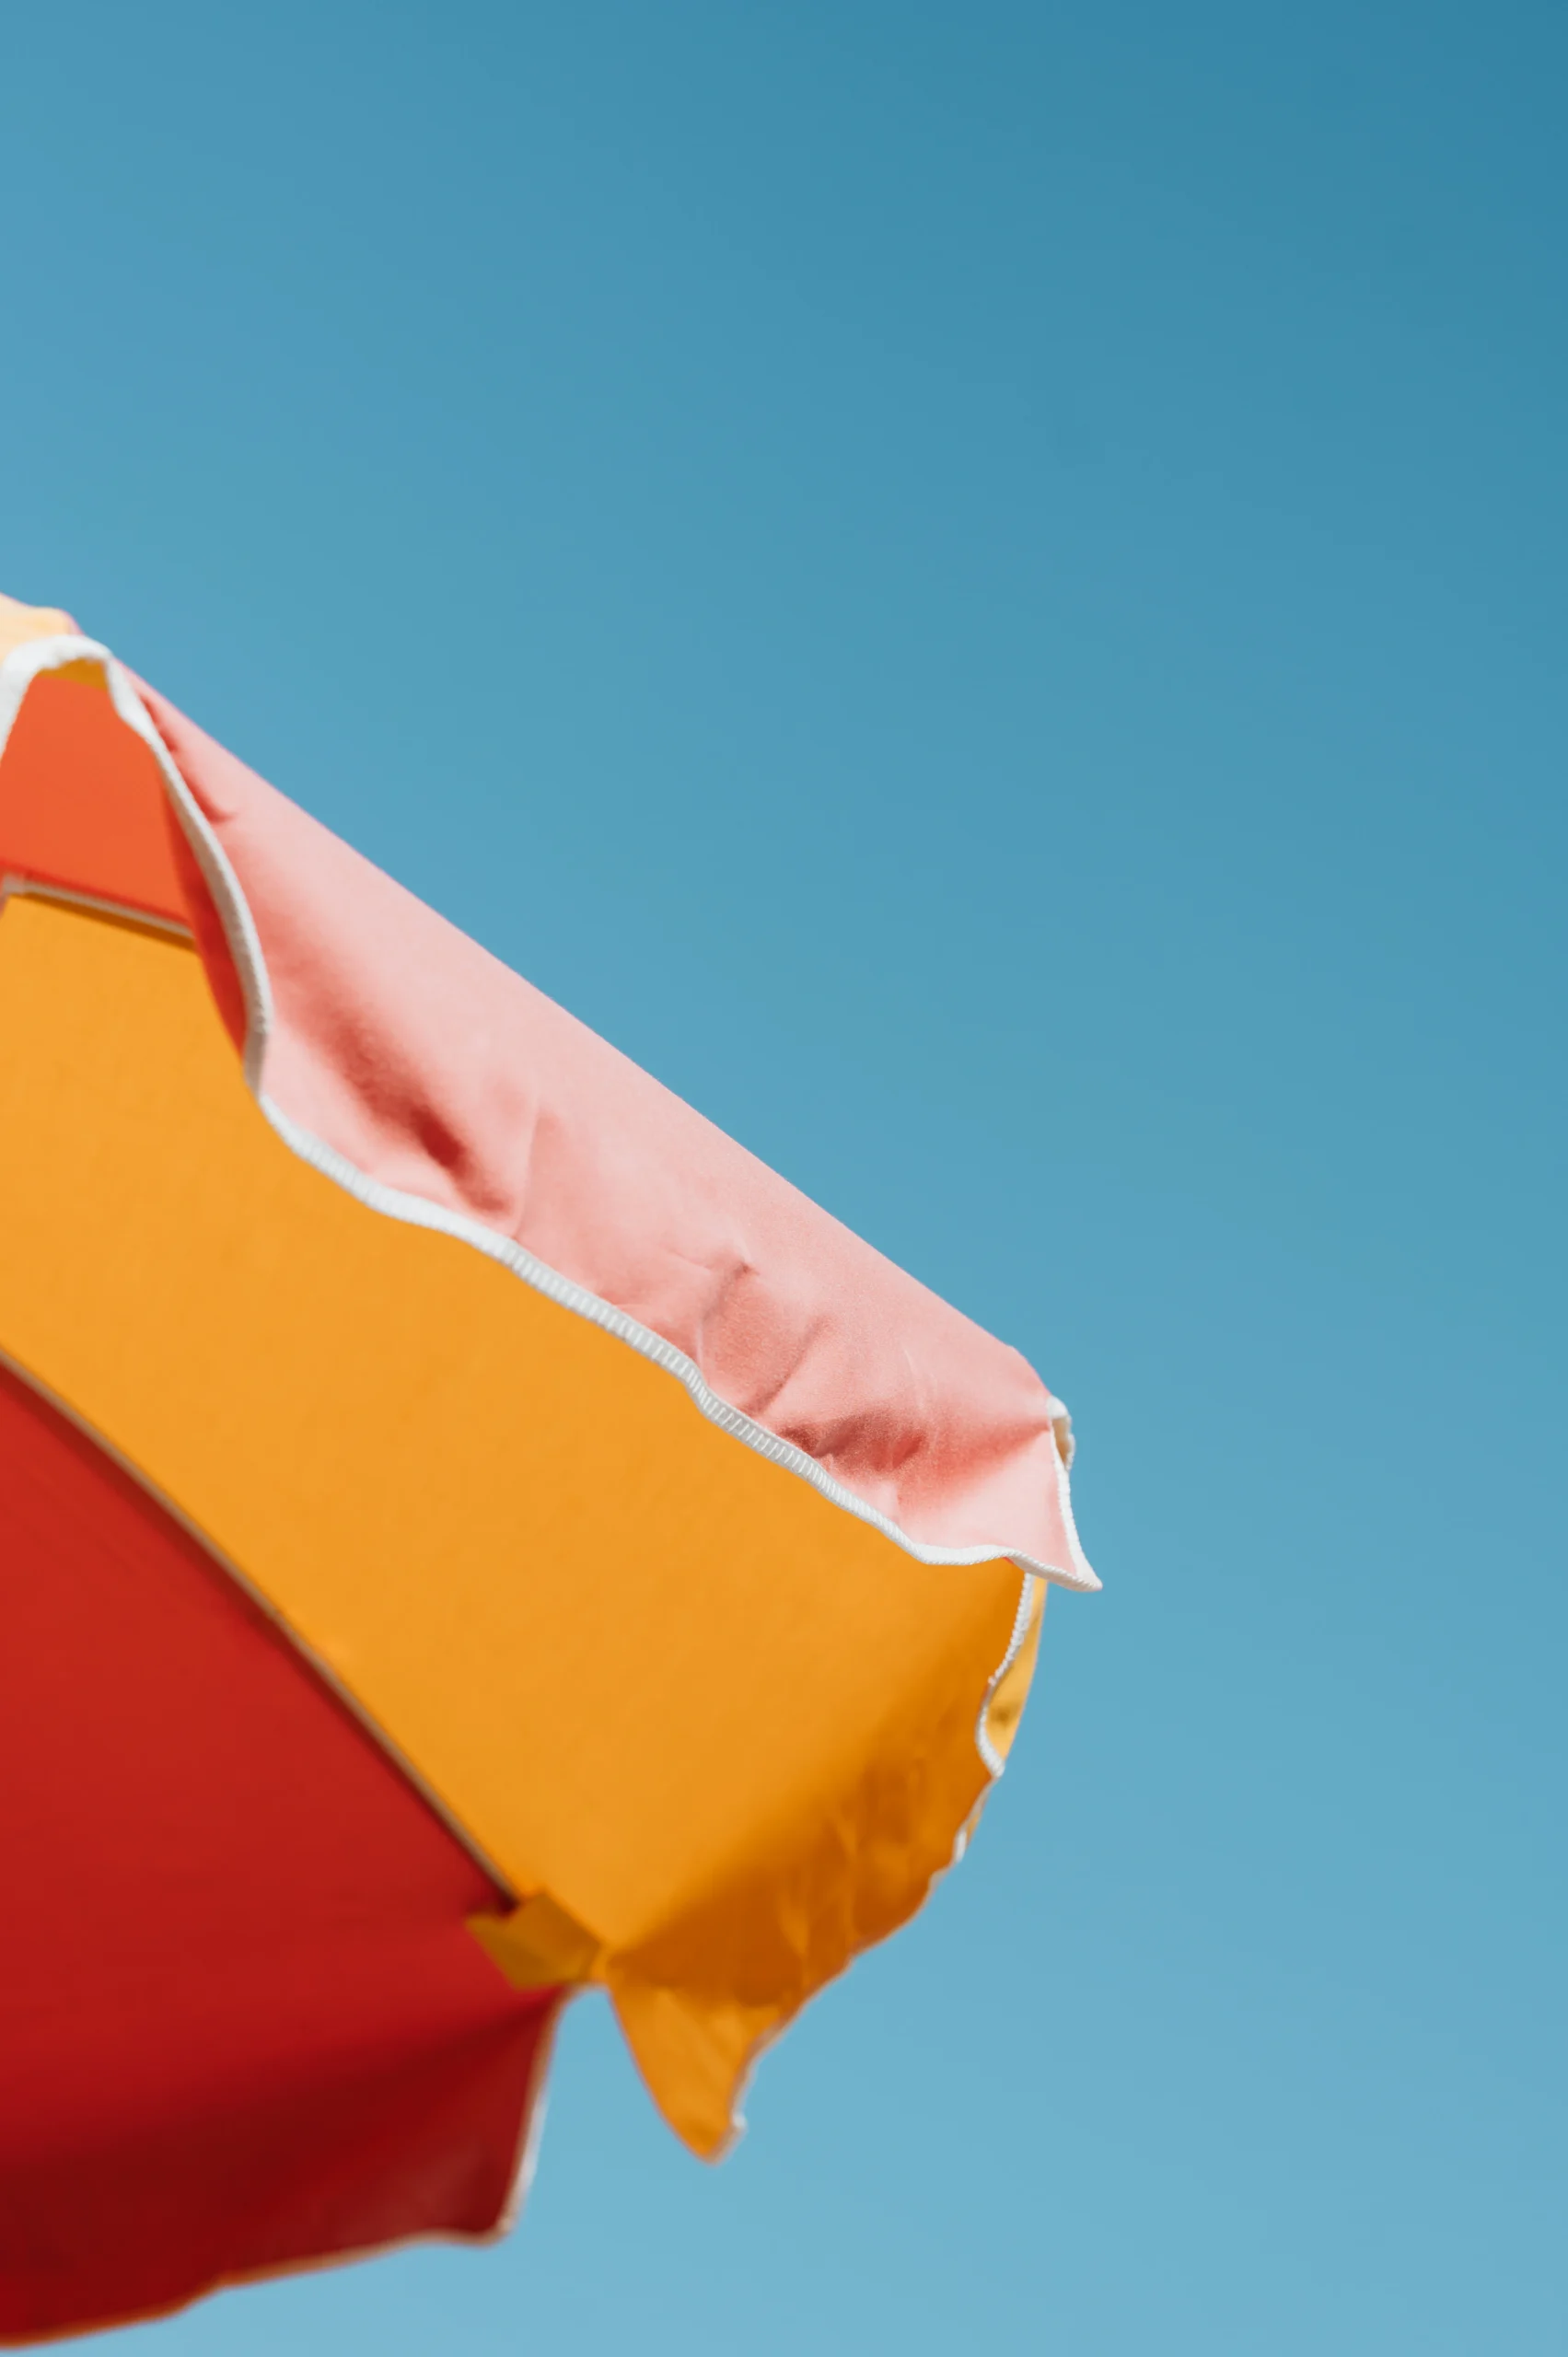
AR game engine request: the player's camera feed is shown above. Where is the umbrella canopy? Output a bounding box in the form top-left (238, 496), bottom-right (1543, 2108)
top-left (0, 593), bottom-right (1096, 2342)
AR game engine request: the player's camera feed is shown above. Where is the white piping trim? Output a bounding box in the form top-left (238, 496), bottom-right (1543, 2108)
top-left (0, 872), bottom-right (193, 940)
top-left (99, 644), bottom-right (276, 1088)
top-left (974, 1572), bottom-right (1042, 1778)
top-left (491, 1990), bottom-right (567, 2235)
top-left (1051, 1427), bottom-right (1098, 1592)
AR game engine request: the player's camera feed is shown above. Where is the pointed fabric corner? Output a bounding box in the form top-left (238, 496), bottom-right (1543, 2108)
top-left (0, 610), bottom-right (1097, 2335)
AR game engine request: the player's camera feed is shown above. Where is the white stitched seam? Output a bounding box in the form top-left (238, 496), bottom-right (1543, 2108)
top-left (974, 1573), bottom-right (1044, 1778)
top-left (0, 872), bottom-right (194, 940)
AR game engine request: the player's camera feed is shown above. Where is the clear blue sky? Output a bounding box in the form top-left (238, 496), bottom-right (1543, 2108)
top-left (6, 5), bottom-right (1563, 2350)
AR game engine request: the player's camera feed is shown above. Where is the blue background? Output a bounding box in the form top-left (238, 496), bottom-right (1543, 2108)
top-left (4, 5), bottom-right (1562, 2349)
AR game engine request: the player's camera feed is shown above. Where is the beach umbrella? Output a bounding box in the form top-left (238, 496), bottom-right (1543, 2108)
top-left (0, 590), bottom-right (1097, 2341)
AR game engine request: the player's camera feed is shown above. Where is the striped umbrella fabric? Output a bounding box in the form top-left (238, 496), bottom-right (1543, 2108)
top-left (0, 594), bottom-right (1095, 2342)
